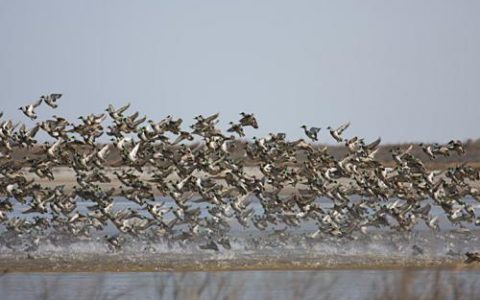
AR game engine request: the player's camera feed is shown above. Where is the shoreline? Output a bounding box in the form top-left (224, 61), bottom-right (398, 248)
top-left (0, 255), bottom-right (478, 273)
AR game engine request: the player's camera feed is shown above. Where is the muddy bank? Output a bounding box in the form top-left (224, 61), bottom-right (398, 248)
top-left (0, 253), bottom-right (477, 273)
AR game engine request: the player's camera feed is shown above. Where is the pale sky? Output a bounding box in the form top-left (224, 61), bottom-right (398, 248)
top-left (0, 0), bottom-right (479, 143)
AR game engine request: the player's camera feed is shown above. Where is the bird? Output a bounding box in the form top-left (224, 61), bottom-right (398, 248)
top-left (419, 143), bottom-right (436, 160)
top-left (227, 122), bottom-right (245, 137)
top-left (448, 140), bottom-right (465, 155)
top-left (41, 94), bottom-right (62, 108)
top-left (19, 99), bottom-right (42, 120)
top-left (239, 112), bottom-right (258, 129)
top-left (106, 103), bottom-right (130, 120)
top-left (301, 125), bottom-right (321, 142)
top-left (327, 122), bottom-right (350, 143)
top-left (199, 240), bottom-right (219, 251)
top-left (104, 235), bottom-right (123, 252)
top-left (465, 252), bottom-right (480, 264)
top-left (2, 94), bottom-right (480, 258)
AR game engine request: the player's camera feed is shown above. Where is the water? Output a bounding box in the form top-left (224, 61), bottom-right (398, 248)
top-left (1, 269), bottom-right (479, 300)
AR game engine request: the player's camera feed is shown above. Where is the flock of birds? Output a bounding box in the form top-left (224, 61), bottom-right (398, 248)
top-left (1, 95), bottom-right (480, 260)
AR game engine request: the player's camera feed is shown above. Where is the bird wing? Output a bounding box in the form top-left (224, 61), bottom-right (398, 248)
top-left (107, 104), bottom-right (115, 113)
top-left (251, 117), bottom-right (259, 128)
top-left (28, 125), bottom-right (40, 137)
top-left (51, 94), bottom-right (62, 100)
top-left (98, 144), bottom-right (111, 157)
top-left (204, 112), bottom-right (219, 123)
top-left (33, 99), bottom-right (43, 108)
top-left (336, 122), bottom-right (350, 134)
top-left (118, 103), bottom-right (131, 114)
top-left (129, 142), bottom-right (141, 158)
top-left (128, 111), bottom-right (139, 121)
top-left (367, 137), bottom-right (381, 150)
top-left (403, 144), bottom-right (413, 154)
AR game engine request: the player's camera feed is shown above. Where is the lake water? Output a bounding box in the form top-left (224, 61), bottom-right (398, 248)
top-left (1, 269), bottom-right (479, 300)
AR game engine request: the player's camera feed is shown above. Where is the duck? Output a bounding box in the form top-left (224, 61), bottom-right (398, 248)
top-left (19, 99), bottom-right (42, 120)
top-left (239, 112), bottom-right (258, 129)
top-left (327, 122), bottom-right (350, 143)
top-left (301, 125), bottom-right (321, 142)
top-left (465, 252), bottom-right (480, 264)
top-left (106, 103), bottom-right (130, 120)
top-left (41, 93), bottom-right (62, 108)
top-left (227, 122), bottom-right (245, 137)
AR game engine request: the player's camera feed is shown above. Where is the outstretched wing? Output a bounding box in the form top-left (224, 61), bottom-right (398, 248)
top-left (204, 112), bottom-right (220, 123)
top-left (336, 122), bottom-right (350, 135)
top-left (310, 127), bottom-right (321, 134)
top-left (51, 94), bottom-right (63, 101)
top-left (366, 137), bottom-right (381, 150)
top-left (118, 103), bottom-right (131, 114)
top-left (33, 98), bottom-right (43, 108)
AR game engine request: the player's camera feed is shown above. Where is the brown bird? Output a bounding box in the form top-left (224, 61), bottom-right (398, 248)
top-left (239, 112), bottom-right (258, 129)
